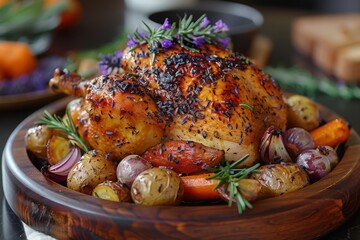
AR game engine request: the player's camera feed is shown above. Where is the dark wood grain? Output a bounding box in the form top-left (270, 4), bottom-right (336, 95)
top-left (2, 96), bottom-right (360, 240)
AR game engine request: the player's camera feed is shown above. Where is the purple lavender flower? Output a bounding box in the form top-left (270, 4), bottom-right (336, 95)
top-left (161, 39), bottom-right (173, 49)
top-left (218, 37), bottom-right (231, 49)
top-left (98, 64), bottom-right (108, 75)
top-left (127, 36), bottom-right (137, 48)
top-left (115, 50), bottom-right (123, 59)
top-left (200, 17), bottom-right (210, 28)
top-left (213, 20), bottom-right (229, 32)
top-left (192, 36), bottom-right (205, 47)
top-left (139, 32), bottom-right (147, 38)
top-left (98, 50), bottom-right (123, 75)
top-left (161, 18), bottom-right (172, 30)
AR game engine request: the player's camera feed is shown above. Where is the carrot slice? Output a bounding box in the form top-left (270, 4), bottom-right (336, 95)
top-left (143, 140), bottom-right (224, 175)
top-left (310, 118), bottom-right (350, 147)
top-left (181, 173), bottom-right (220, 201)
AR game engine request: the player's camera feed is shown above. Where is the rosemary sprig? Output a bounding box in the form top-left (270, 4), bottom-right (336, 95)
top-left (36, 110), bottom-right (88, 153)
top-left (266, 66), bottom-right (360, 100)
top-left (207, 154), bottom-right (260, 214)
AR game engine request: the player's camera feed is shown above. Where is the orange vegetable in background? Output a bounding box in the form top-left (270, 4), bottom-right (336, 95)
top-left (310, 118), bottom-right (350, 147)
top-left (44, 0), bottom-right (82, 30)
top-left (0, 0), bottom-right (9, 7)
top-left (0, 42), bottom-right (37, 80)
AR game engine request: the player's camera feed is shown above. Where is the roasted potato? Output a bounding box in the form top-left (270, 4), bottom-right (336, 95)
top-left (92, 181), bottom-right (132, 203)
top-left (67, 150), bottom-right (117, 195)
top-left (218, 178), bottom-right (262, 203)
top-left (286, 95), bottom-right (320, 131)
top-left (250, 163), bottom-right (310, 199)
top-left (25, 125), bottom-right (53, 160)
top-left (131, 168), bottom-right (183, 206)
top-left (46, 135), bottom-right (73, 165)
top-left (142, 140), bottom-right (224, 175)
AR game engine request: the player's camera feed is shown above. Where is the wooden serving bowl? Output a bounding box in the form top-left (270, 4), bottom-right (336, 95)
top-left (3, 96), bottom-right (360, 240)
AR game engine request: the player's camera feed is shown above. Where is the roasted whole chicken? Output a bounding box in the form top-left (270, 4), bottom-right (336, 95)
top-left (50, 43), bottom-right (286, 167)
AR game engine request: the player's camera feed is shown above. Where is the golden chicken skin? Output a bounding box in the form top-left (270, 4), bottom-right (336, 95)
top-left (121, 43), bottom-right (286, 166)
top-left (50, 69), bottom-right (165, 159)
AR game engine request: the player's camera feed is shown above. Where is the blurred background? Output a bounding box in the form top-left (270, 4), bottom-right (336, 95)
top-left (233, 0), bottom-right (360, 12)
top-left (1, 1), bottom-right (360, 239)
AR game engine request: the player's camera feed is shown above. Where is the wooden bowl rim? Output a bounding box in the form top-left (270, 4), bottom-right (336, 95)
top-left (3, 96), bottom-right (360, 238)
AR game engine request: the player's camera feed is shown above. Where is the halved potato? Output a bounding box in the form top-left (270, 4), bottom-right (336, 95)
top-left (92, 181), bottom-right (132, 203)
top-left (47, 135), bottom-right (73, 165)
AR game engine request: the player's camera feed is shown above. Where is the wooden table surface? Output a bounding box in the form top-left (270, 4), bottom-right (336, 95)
top-left (1, 1), bottom-right (359, 239)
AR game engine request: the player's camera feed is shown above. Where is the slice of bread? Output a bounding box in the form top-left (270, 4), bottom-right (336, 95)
top-left (292, 14), bottom-right (360, 82)
top-left (334, 43), bottom-right (360, 82)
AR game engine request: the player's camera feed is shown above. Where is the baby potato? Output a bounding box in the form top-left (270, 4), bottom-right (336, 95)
top-left (25, 125), bottom-right (53, 160)
top-left (250, 163), bottom-right (310, 199)
top-left (67, 150), bottom-right (117, 195)
top-left (92, 181), bottom-right (132, 203)
top-left (286, 95), bottom-right (320, 131)
top-left (131, 168), bottom-right (183, 206)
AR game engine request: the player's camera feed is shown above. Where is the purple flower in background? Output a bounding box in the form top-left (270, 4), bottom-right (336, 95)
top-left (213, 19), bottom-right (229, 32)
top-left (200, 17), bottom-right (210, 28)
top-left (192, 36), bottom-right (205, 47)
top-left (218, 37), bottom-right (231, 49)
top-left (127, 36), bottom-right (137, 48)
top-left (161, 18), bottom-right (172, 30)
top-left (161, 39), bottom-right (173, 49)
top-left (0, 56), bottom-right (67, 95)
top-left (98, 50), bottom-right (123, 75)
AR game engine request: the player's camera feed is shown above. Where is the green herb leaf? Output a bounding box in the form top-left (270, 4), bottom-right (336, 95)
top-left (207, 155), bottom-right (260, 214)
top-left (266, 66), bottom-right (360, 100)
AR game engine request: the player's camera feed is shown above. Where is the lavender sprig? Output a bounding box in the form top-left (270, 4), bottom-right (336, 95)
top-left (126, 14), bottom-right (231, 61)
top-left (98, 50), bottom-right (123, 75)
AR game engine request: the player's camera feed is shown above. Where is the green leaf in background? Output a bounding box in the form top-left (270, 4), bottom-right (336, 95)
top-left (0, 0), bottom-right (43, 34)
top-left (39, 0), bottom-right (67, 21)
top-left (266, 66), bottom-right (360, 100)
top-left (0, 2), bottom-right (13, 20)
top-left (0, 0), bottom-right (66, 36)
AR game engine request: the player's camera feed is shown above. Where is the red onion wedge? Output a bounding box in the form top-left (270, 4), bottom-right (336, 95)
top-left (260, 126), bottom-right (292, 164)
top-left (283, 128), bottom-right (315, 158)
top-left (41, 147), bottom-right (82, 182)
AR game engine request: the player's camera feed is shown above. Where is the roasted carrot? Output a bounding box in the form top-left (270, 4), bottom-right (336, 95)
top-left (310, 118), bottom-right (350, 147)
top-left (181, 173), bottom-right (261, 202)
top-left (142, 140), bottom-right (224, 175)
top-left (181, 173), bottom-right (220, 201)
